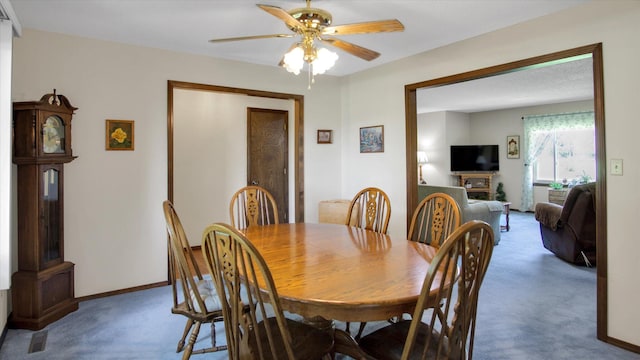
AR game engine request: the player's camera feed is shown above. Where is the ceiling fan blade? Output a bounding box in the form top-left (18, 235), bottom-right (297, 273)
top-left (209, 34), bottom-right (294, 43)
top-left (257, 4), bottom-right (304, 31)
top-left (320, 37), bottom-right (380, 61)
top-left (322, 19), bottom-right (404, 35)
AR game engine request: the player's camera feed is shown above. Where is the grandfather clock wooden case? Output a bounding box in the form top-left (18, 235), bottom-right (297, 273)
top-left (11, 91), bottom-right (78, 330)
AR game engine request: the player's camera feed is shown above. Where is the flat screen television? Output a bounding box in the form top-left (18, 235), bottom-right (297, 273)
top-left (450, 145), bottom-right (499, 172)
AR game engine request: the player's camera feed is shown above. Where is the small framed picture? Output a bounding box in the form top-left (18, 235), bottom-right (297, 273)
top-left (106, 120), bottom-right (135, 151)
top-left (317, 129), bottom-right (333, 144)
top-left (360, 125), bottom-right (384, 153)
top-left (507, 135), bottom-right (520, 159)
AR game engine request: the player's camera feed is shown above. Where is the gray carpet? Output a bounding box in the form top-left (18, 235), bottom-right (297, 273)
top-left (1, 211), bottom-right (638, 359)
top-left (469, 211), bottom-right (634, 359)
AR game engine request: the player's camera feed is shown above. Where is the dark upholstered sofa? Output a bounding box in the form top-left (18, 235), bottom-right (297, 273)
top-left (534, 182), bottom-right (596, 266)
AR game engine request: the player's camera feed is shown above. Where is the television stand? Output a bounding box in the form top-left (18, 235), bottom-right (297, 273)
top-left (455, 173), bottom-right (494, 200)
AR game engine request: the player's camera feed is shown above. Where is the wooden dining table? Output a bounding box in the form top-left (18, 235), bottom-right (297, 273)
top-left (240, 222), bottom-right (444, 358)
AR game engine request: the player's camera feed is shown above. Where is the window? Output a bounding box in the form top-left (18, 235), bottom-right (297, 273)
top-left (521, 111), bottom-right (595, 211)
top-left (534, 127), bottom-right (595, 183)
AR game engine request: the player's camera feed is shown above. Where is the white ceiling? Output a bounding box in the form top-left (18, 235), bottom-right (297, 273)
top-left (417, 55), bottom-right (594, 113)
top-left (9, 0), bottom-right (593, 112)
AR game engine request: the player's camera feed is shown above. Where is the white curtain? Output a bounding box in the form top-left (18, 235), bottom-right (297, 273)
top-left (520, 111), bottom-right (595, 211)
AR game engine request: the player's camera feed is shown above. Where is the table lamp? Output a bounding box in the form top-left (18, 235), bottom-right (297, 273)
top-left (417, 151), bottom-right (428, 184)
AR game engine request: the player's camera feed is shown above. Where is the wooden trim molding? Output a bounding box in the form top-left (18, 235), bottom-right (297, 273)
top-left (404, 43), bottom-right (624, 352)
top-left (76, 281), bottom-right (168, 302)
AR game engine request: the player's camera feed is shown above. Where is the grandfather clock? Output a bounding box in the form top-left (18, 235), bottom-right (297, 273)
top-left (11, 90), bottom-right (78, 330)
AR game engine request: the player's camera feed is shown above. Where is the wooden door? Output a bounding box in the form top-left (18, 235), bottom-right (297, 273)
top-left (247, 108), bottom-right (288, 223)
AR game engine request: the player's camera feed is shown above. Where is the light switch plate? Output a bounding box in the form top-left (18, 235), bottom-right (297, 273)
top-left (611, 159), bottom-right (623, 175)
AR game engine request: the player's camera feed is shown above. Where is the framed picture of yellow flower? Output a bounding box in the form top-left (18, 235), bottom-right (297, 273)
top-left (106, 120), bottom-right (134, 150)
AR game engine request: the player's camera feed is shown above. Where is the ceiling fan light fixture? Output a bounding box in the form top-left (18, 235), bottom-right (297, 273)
top-left (282, 43), bottom-right (337, 77)
top-left (312, 47), bottom-right (338, 75)
top-left (208, 0), bottom-right (403, 87)
top-left (283, 46), bottom-right (304, 75)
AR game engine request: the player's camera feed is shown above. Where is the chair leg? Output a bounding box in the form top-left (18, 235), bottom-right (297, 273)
top-left (190, 321), bottom-right (228, 355)
top-left (346, 321), bottom-right (368, 341)
top-left (209, 321), bottom-right (228, 352)
top-left (182, 321), bottom-right (201, 360)
top-left (210, 321), bottom-right (217, 350)
top-left (177, 319), bottom-right (194, 353)
top-left (354, 322), bottom-right (367, 341)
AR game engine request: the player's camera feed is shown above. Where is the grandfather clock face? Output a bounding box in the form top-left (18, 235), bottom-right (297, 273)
top-left (42, 115), bottom-right (65, 154)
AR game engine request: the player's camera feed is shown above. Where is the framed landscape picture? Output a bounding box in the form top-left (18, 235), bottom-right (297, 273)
top-left (360, 125), bottom-right (384, 153)
top-left (507, 135), bottom-right (520, 159)
top-left (106, 120), bottom-right (135, 151)
top-left (317, 129), bottom-right (333, 144)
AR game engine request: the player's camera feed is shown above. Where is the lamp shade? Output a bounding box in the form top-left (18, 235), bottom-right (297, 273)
top-left (283, 46), bottom-right (304, 75)
top-left (312, 48), bottom-right (338, 75)
top-left (283, 45), bottom-right (337, 76)
top-left (417, 151), bottom-right (428, 164)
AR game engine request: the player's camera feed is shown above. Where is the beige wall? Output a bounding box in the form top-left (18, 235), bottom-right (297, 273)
top-left (341, 1), bottom-right (640, 346)
top-left (418, 111), bottom-right (470, 187)
top-left (173, 89), bottom-right (295, 246)
top-left (7, 0), bottom-right (640, 349)
top-left (11, 29), bottom-right (343, 297)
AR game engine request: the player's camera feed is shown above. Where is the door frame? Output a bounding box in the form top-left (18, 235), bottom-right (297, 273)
top-left (167, 80), bottom-right (305, 222)
top-left (404, 43), bottom-right (614, 347)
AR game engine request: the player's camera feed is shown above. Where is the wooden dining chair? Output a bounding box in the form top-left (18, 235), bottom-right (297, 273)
top-left (344, 187), bottom-right (391, 339)
top-left (229, 185), bottom-right (280, 229)
top-left (201, 223), bottom-right (334, 359)
top-left (346, 187), bottom-right (391, 234)
top-left (162, 200), bottom-right (226, 359)
top-left (398, 193), bottom-right (463, 328)
top-left (359, 220), bottom-right (495, 360)
top-left (408, 192), bottom-right (461, 248)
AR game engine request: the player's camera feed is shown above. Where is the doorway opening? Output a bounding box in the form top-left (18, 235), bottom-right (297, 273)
top-left (404, 43), bottom-right (608, 342)
top-left (167, 81), bottom-right (305, 226)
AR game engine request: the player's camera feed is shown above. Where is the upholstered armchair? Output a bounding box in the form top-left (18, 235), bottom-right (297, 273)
top-left (534, 182), bottom-right (596, 266)
top-left (418, 185), bottom-right (503, 244)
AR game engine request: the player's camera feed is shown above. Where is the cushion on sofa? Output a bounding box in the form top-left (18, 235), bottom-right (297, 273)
top-left (418, 184), bottom-right (503, 244)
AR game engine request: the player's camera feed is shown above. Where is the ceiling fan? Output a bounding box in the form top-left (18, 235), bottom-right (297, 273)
top-left (209, 0), bottom-right (404, 78)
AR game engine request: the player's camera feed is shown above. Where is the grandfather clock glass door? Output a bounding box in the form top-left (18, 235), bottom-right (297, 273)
top-left (42, 166), bottom-right (63, 269)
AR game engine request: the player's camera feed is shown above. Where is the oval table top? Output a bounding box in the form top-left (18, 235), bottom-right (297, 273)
top-left (241, 222), bottom-right (440, 323)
